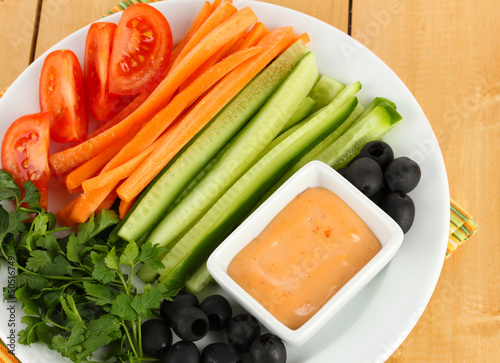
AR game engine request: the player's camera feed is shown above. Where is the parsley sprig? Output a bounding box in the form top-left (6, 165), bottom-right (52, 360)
top-left (0, 170), bottom-right (171, 362)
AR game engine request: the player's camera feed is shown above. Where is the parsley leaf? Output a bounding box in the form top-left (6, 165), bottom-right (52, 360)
top-left (111, 294), bottom-right (137, 322)
top-left (120, 240), bottom-right (139, 267)
top-left (91, 251), bottom-right (116, 284)
top-left (0, 169), bottom-right (174, 362)
top-left (0, 170), bottom-right (21, 204)
top-left (130, 284), bottom-right (166, 319)
top-left (83, 282), bottom-right (114, 307)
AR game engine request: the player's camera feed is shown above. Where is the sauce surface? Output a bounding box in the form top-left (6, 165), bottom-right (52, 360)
top-left (227, 187), bottom-right (381, 330)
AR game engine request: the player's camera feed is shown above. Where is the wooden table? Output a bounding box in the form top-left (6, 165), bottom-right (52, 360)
top-left (0, 0), bottom-right (497, 361)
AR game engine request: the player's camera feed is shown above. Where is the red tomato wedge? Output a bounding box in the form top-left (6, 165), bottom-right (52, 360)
top-left (39, 49), bottom-right (89, 143)
top-left (1, 112), bottom-right (51, 209)
top-left (84, 22), bottom-right (131, 121)
top-left (108, 3), bottom-right (173, 95)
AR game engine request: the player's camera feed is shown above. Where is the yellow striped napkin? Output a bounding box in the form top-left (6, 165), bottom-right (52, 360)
top-left (0, 1), bottom-right (478, 362)
top-left (447, 199), bottom-right (478, 257)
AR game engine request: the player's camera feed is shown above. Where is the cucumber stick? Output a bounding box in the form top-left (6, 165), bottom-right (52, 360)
top-left (257, 100), bottom-right (364, 206)
top-left (280, 96), bottom-right (316, 132)
top-left (280, 75), bottom-right (345, 133)
top-left (308, 74), bottom-right (345, 112)
top-left (266, 81), bottom-right (362, 157)
top-left (317, 100), bottom-right (402, 169)
top-left (185, 262), bottom-right (214, 294)
top-left (157, 97), bottom-right (358, 291)
top-left (146, 51), bottom-right (320, 250)
top-left (117, 41), bottom-right (309, 242)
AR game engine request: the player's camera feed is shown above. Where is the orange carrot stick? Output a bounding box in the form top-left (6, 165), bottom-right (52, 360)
top-left (119, 196), bottom-right (137, 220)
top-left (209, 0), bottom-right (223, 11)
top-left (82, 142), bottom-right (156, 191)
top-left (293, 32), bottom-right (310, 45)
top-left (169, 1), bottom-right (237, 71)
top-left (49, 7), bottom-right (258, 175)
top-left (88, 91), bottom-right (149, 138)
top-left (106, 46), bottom-right (262, 169)
top-left (167, 1), bottom-right (212, 71)
top-left (56, 197), bottom-right (79, 227)
top-left (95, 188), bottom-right (118, 215)
top-left (236, 22), bottom-right (270, 51)
top-left (70, 184), bottom-right (116, 224)
top-left (178, 29), bottom-right (247, 92)
top-left (117, 27), bottom-right (295, 202)
top-left (64, 136), bottom-right (130, 191)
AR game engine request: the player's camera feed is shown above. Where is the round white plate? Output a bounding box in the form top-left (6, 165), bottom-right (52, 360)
top-left (0, 1), bottom-right (450, 362)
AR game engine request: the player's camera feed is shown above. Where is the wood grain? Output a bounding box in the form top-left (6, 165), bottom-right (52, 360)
top-left (258, 0), bottom-right (349, 32)
top-left (352, 0), bottom-right (499, 361)
top-left (0, 0), bottom-right (40, 91)
top-left (34, 0), bottom-right (118, 58)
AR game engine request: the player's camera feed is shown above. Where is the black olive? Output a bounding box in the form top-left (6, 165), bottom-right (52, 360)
top-left (383, 156), bottom-right (421, 193)
top-left (380, 192), bottom-right (415, 233)
top-left (200, 294), bottom-right (233, 331)
top-left (336, 166), bottom-right (349, 178)
top-left (358, 140), bottom-right (394, 169)
top-left (141, 319), bottom-right (172, 358)
top-left (346, 157), bottom-right (383, 197)
top-left (249, 333), bottom-right (287, 363)
top-left (201, 342), bottom-right (242, 363)
top-left (162, 340), bottom-right (200, 363)
top-left (370, 185), bottom-right (389, 206)
top-left (170, 305), bottom-right (209, 341)
top-left (160, 290), bottom-right (199, 325)
top-left (225, 313), bottom-right (261, 353)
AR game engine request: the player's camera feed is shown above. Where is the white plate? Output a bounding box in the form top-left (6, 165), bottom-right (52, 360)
top-left (0, 0), bottom-right (450, 362)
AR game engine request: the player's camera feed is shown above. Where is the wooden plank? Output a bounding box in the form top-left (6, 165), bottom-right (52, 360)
top-left (0, 0), bottom-right (39, 91)
top-left (351, 0), bottom-right (499, 362)
top-left (34, 0), bottom-right (119, 59)
top-left (261, 0), bottom-right (349, 32)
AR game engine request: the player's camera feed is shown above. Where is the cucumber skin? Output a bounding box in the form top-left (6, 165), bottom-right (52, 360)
top-left (159, 98), bottom-right (358, 292)
top-left (256, 101), bottom-right (365, 210)
top-left (280, 96), bottom-right (317, 132)
top-left (185, 262), bottom-right (214, 294)
top-left (146, 51), bottom-right (319, 249)
top-left (309, 75), bottom-right (345, 112)
top-left (318, 101), bottom-right (402, 169)
top-left (118, 41), bottom-right (309, 243)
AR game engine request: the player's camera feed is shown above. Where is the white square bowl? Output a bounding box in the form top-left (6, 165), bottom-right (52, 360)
top-left (207, 160), bottom-right (404, 346)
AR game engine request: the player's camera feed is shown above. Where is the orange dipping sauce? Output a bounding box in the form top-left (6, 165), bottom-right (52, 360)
top-left (227, 187), bottom-right (381, 330)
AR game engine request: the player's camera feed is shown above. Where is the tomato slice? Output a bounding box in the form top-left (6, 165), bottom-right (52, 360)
top-left (84, 22), bottom-right (133, 121)
top-left (108, 3), bottom-right (173, 95)
top-left (1, 112), bottom-right (51, 209)
top-left (39, 49), bottom-right (89, 143)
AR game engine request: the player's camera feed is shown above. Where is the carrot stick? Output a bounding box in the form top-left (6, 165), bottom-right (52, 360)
top-left (178, 29), bottom-right (247, 92)
top-left (95, 188), bottom-right (118, 215)
top-left (293, 32), bottom-right (310, 45)
top-left (82, 142), bottom-right (156, 191)
top-left (69, 184), bottom-right (116, 223)
top-left (236, 22), bottom-right (270, 51)
top-left (166, 1), bottom-right (212, 71)
top-left (169, 1), bottom-right (237, 72)
top-left (49, 7), bottom-right (258, 175)
top-left (209, 0), bottom-right (224, 11)
top-left (119, 196), bottom-right (137, 220)
top-left (105, 46), bottom-right (262, 170)
top-left (56, 197), bottom-right (79, 227)
top-left (64, 136), bottom-right (130, 191)
top-left (117, 27), bottom-right (296, 202)
top-left (88, 91), bottom-right (149, 138)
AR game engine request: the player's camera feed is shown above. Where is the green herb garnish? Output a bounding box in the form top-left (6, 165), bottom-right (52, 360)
top-left (0, 170), bottom-right (170, 362)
